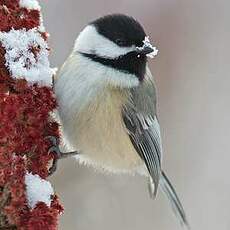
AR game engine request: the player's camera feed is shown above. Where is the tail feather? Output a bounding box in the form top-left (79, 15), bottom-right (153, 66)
top-left (159, 171), bottom-right (190, 229)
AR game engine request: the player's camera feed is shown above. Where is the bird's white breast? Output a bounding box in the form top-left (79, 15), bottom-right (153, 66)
top-left (55, 54), bottom-right (145, 174)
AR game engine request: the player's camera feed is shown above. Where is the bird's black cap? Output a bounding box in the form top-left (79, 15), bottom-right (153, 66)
top-left (91, 14), bottom-right (146, 47)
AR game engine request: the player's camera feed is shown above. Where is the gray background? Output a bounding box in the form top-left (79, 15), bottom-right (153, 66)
top-left (40, 0), bottom-right (230, 229)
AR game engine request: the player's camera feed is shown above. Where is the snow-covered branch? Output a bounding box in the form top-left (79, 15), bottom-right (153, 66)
top-left (0, 0), bottom-right (63, 229)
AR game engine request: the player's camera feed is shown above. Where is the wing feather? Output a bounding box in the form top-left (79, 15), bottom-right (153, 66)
top-left (122, 107), bottom-right (162, 197)
top-left (122, 68), bottom-right (189, 228)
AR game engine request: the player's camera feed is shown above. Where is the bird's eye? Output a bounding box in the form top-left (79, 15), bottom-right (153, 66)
top-left (115, 39), bottom-right (127, 46)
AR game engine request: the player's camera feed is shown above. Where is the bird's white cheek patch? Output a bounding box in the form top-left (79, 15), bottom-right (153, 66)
top-left (74, 25), bottom-right (136, 59)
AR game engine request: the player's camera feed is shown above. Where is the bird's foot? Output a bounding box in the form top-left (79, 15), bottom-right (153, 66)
top-left (46, 136), bottom-right (79, 176)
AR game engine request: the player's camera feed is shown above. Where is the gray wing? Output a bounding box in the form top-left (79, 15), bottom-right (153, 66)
top-left (123, 68), bottom-right (190, 228)
top-left (122, 67), bottom-right (162, 197)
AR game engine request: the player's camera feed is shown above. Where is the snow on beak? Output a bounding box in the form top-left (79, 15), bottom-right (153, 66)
top-left (136, 36), bottom-right (158, 58)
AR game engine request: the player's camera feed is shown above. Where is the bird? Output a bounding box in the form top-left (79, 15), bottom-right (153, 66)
top-left (51, 14), bottom-right (189, 228)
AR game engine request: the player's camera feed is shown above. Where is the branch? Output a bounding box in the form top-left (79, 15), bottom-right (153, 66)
top-left (0, 1), bottom-right (63, 229)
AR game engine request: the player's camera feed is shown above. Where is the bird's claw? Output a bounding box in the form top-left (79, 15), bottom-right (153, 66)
top-left (46, 135), bottom-right (59, 148)
top-left (46, 136), bottom-right (62, 176)
top-left (48, 146), bottom-right (62, 158)
top-left (46, 136), bottom-right (80, 176)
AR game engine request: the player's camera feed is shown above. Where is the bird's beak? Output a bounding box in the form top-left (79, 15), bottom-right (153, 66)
top-left (136, 36), bottom-right (158, 58)
top-left (135, 46), bottom-right (155, 55)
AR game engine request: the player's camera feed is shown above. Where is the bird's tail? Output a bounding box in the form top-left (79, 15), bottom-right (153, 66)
top-left (159, 171), bottom-right (190, 229)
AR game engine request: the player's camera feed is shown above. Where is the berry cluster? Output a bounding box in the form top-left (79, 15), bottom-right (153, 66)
top-left (0, 1), bottom-right (63, 229)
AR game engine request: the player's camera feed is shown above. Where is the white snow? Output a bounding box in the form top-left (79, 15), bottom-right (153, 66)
top-left (25, 172), bottom-right (54, 209)
top-left (0, 28), bottom-right (54, 86)
top-left (38, 14), bottom-right (46, 32)
top-left (19, 0), bottom-right (41, 10)
top-left (137, 36), bottom-right (158, 58)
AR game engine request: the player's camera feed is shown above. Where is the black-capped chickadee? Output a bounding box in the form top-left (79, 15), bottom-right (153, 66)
top-left (51, 14), bottom-right (189, 228)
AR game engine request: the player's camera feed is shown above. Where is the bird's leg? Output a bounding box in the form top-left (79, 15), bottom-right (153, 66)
top-left (46, 136), bottom-right (79, 176)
